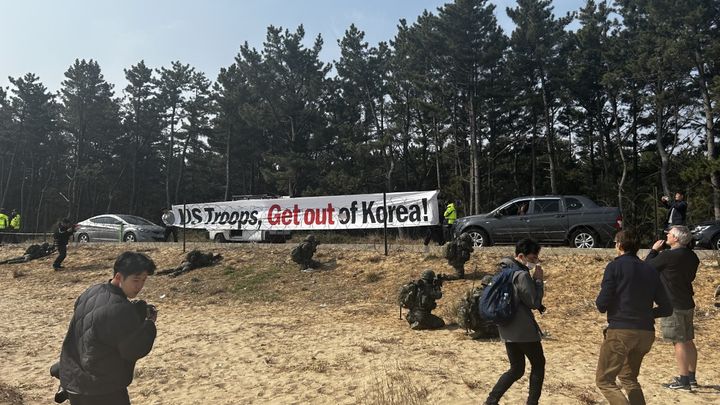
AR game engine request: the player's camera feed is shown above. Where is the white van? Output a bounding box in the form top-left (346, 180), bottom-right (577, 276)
top-left (208, 228), bottom-right (291, 243)
top-left (207, 194), bottom-right (292, 243)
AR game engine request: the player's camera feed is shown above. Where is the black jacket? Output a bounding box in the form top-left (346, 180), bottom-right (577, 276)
top-left (645, 247), bottom-right (699, 310)
top-left (662, 199), bottom-right (687, 225)
top-left (596, 253), bottom-right (672, 331)
top-left (53, 224), bottom-right (75, 246)
top-left (59, 282), bottom-right (156, 395)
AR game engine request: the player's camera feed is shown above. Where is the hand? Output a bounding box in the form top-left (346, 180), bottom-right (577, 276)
top-left (652, 240), bottom-right (665, 251)
top-left (661, 196), bottom-right (668, 202)
top-left (533, 264), bottom-right (543, 281)
top-left (146, 305), bottom-right (158, 322)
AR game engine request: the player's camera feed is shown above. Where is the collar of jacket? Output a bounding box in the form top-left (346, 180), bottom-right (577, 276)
top-left (500, 257), bottom-right (529, 271)
top-left (106, 280), bottom-right (128, 299)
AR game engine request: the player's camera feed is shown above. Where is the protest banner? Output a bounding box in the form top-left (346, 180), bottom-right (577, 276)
top-left (165, 190), bottom-right (440, 231)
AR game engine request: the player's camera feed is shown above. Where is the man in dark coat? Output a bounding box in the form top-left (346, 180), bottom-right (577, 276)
top-left (53, 218), bottom-right (76, 270)
top-left (645, 225), bottom-right (700, 390)
top-left (57, 251), bottom-right (157, 405)
top-left (661, 191), bottom-right (687, 229)
top-left (0, 242), bottom-right (55, 265)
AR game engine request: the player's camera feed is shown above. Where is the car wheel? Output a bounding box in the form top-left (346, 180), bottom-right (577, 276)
top-left (466, 228), bottom-right (489, 248)
top-left (571, 228), bottom-right (597, 249)
top-left (213, 233), bottom-right (227, 243)
top-left (123, 232), bottom-right (137, 242)
top-left (78, 233), bottom-right (90, 243)
top-left (712, 234), bottom-right (720, 250)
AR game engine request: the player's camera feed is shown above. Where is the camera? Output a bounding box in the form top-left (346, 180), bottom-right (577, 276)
top-left (146, 304), bottom-right (158, 320)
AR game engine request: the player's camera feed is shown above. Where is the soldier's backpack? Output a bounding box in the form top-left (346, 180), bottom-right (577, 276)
top-left (479, 268), bottom-right (518, 325)
top-left (398, 281), bottom-right (419, 309)
top-left (444, 241), bottom-right (457, 260)
top-left (458, 286), bottom-right (500, 338)
top-left (291, 245), bottom-right (303, 262)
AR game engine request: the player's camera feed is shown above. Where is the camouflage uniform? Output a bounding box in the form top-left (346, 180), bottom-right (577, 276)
top-left (292, 234), bottom-right (321, 270)
top-left (406, 270), bottom-right (445, 330)
top-left (0, 242), bottom-right (55, 265)
top-left (458, 275), bottom-right (499, 339)
top-left (445, 233), bottom-right (474, 279)
top-left (160, 250), bottom-right (222, 277)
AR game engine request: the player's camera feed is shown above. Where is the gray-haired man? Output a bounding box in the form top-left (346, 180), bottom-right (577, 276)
top-left (645, 225), bottom-right (700, 390)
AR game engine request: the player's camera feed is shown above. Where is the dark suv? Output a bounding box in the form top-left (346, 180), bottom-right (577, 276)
top-left (452, 195), bottom-right (622, 248)
top-left (691, 221), bottom-right (720, 250)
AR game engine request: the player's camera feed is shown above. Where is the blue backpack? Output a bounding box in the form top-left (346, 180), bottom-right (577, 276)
top-left (479, 267), bottom-right (518, 325)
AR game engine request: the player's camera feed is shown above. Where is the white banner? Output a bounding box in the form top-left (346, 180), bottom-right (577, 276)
top-left (167, 190), bottom-right (439, 230)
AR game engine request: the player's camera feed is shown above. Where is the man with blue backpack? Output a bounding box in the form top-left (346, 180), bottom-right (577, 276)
top-left (482, 238), bottom-right (546, 405)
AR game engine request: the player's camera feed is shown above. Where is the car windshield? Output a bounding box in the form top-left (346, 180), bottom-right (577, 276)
top-left (117, 215), bottom-right (156, 226)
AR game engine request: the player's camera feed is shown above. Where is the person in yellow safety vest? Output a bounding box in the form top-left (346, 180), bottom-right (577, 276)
top-left (9, 209), bottom-right (20, 243)
top-left (10, 209), bottom-right (20, 230)
top-left (443, 200), bottom-right (461, 241)
top-left (0, 208), bottom-right (8, 244)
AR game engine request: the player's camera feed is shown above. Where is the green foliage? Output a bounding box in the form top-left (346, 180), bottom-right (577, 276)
top-left (2, 0), bottom-right (720, 232)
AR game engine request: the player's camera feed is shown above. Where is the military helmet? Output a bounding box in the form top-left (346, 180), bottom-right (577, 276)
top-left (421, 269), bottom-right (436, 281)
top-left (305, 234), bottom-right (316, 242)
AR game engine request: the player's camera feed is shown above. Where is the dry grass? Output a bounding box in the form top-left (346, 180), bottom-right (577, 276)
top-left (360, 364), bottom-right (429, 405)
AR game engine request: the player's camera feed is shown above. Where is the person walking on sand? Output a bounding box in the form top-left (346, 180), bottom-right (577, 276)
top-left (56, 252), bottom-right (158, 405)
top-left (595, 230), bottom-right (672, 404)
top-left (484, 238), bottom-right (545, 405)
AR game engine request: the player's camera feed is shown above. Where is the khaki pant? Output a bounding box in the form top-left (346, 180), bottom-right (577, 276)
top-left (596, 329), bottom-right (655, 405)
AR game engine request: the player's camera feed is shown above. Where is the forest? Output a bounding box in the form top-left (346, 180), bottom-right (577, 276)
top-left (0, 0), bottom-right (718, 236)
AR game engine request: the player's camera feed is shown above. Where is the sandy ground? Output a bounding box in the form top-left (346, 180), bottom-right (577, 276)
top-left (1, 241), bottom-right (719, 405)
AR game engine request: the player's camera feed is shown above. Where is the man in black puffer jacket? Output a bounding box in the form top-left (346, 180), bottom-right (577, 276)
top-left (58, 251), bottom-right (158, 405)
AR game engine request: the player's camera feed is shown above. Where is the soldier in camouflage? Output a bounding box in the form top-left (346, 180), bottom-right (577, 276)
top-left (458, 275), bottom-right (499, 339)
top-left (445, 232), bottom-right (474, 279)
top-left (157, 250), bottom-right (222, 277)
top-left (406, 269), bottom-right (445, 330)
top-left (292, 234), bottom-right (321, 271)
top-left (0, 242), bottom-right (56, 265)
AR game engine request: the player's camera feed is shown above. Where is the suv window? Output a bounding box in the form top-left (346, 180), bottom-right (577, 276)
top-left (533, 199), bottom-right (560, 214)
top-left (498, 199), bottom-right (531, 216)
top-left (565, 197), bottom-right (583, 210)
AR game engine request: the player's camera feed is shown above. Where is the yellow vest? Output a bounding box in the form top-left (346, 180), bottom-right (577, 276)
top-left (444, 203), bottom-right (457, 224)
top-left (10, 214), bottom-right (21, 230)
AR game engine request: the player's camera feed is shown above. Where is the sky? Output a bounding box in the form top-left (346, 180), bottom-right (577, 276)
top-left (0, 0), bottom-right (582, 94)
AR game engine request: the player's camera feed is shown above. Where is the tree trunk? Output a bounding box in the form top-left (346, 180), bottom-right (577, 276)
top-left (539, 77), bottom-right (557, 194)
top-left (224, 125), bottom-right (232, 201)
top-left (165, 106), bottom-right (176, 207)
top-left (655, 95), bottom-right (670, 197)
top-left (695, 51), bottom-right (720, 219)
top-left (469, 97), bottom-right (480, 216)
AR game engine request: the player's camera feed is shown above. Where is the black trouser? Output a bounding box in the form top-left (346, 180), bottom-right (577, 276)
top-left (69, 389), bottom-right (130, 405)
top-left (53, 244), bottom-right (67, 268)
top-left (164, 226), bottom-right (178, 242)
top-left (423, 226), bottom-right (444, 246)
top-left (486, 341), bottom-right (545, 405)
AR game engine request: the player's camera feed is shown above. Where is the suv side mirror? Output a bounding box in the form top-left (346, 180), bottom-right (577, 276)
top-left (493, 211), bottom-right (502, 218)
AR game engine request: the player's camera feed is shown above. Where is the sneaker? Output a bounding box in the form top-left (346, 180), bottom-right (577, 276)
top-left (690, 379), bottom-right (699, 388)
top-left (663, 377), bottom-right (691, 390)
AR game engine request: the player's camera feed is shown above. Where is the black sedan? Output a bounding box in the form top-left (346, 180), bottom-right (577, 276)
top-left (691, 221), bottom-right (720, 250)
